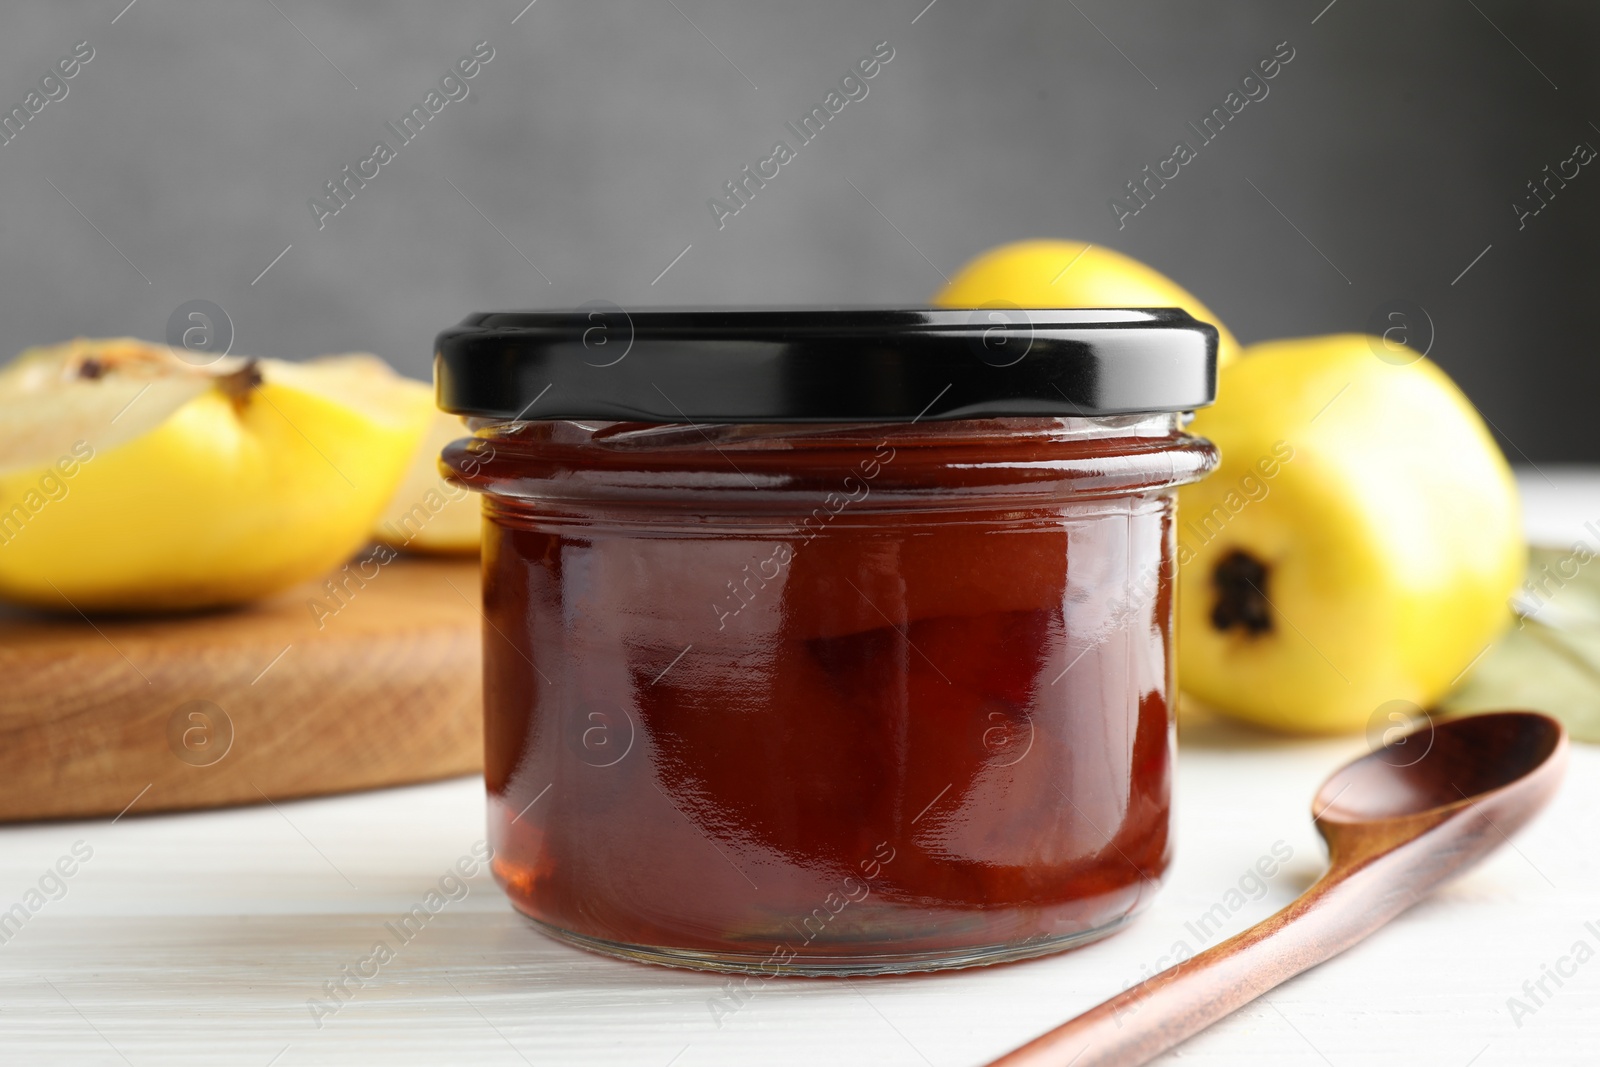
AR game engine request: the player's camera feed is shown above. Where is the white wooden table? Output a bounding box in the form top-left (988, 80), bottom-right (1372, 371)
top-left (4, 470), bottom-right (1597, 1066)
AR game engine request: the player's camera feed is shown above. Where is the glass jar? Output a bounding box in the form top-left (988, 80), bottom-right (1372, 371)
top-left (437, 308), bottom-right (1218, 975)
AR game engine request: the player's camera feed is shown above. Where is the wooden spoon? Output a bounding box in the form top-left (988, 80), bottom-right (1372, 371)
top-left (986, 710), bottom-right (1568, 1067)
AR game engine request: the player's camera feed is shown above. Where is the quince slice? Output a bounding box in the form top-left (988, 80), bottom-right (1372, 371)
top-left (373, 409), bottom-right (481, 555)
top-left (0, 338), bottom-right (433, 612)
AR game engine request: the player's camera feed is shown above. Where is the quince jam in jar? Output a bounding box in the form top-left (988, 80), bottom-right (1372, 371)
top-left (437, 308), bottom-right (1218, 975)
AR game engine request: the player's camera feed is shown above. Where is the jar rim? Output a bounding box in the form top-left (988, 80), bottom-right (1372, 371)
top-left (434, 306), bottom-right (1217, 424)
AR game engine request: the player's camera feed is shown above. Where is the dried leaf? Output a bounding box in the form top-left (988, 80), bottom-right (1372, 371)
top-left (1442, 545), bottom-right (1600, 742)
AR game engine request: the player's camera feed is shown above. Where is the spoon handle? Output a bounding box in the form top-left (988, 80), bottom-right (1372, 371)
top-left (984, 859), bottom-right (1424, 1067)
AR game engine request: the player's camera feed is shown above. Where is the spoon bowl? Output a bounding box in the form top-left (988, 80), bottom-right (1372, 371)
top-left (988, 711), bottom-right (1568, 1067)
top-left (1316, 710), bottom-right (1565, 825)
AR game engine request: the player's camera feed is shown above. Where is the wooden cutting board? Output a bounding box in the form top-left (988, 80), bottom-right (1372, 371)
top-left (0, 557), bottom-right (484, 822)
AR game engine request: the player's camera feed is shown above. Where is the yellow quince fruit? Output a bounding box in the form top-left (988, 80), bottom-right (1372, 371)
top-left (1176, 334), bottom-right (1524, 733)
top-left (932, 239), bottom-right (1242, 365)
top-left (374, 409), bottom-right (481, 554)
top-left (0, 337), bottom-right (433, 612)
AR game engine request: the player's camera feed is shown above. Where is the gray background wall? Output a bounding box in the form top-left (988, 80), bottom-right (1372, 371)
top-left (2, 1), bottom-right (1595, 458)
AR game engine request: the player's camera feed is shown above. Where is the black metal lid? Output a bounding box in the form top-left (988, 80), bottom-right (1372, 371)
top-left (434, 307), bottom-right (1216, 423)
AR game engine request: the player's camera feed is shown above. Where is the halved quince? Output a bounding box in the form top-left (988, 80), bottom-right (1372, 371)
top-left (0, 337), bottom-right (432, 612)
